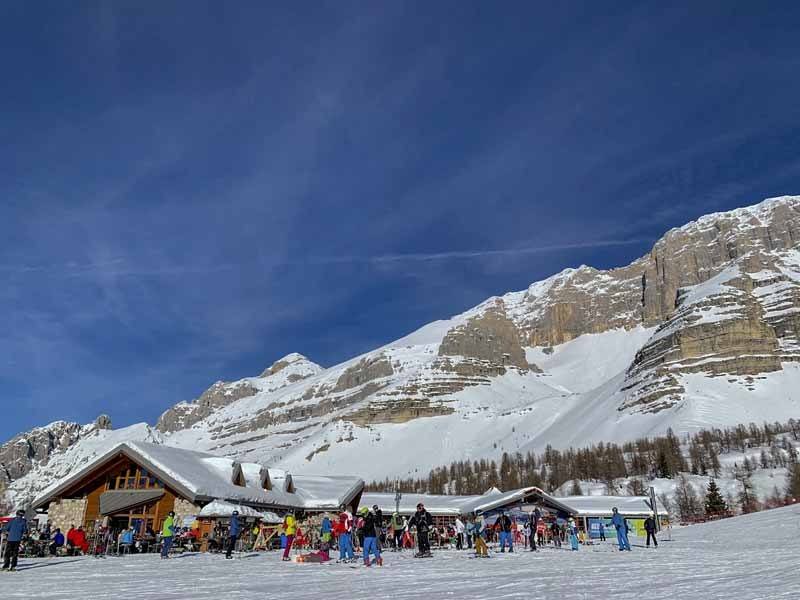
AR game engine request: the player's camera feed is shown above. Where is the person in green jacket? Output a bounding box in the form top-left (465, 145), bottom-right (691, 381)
top-left (391, 512), bottom-right (405, 551)
top-left (161, 511), bottom-right (176, 559)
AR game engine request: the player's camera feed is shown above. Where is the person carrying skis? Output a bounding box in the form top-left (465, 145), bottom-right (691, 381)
top-left (567, 518), bottom-right (579, 551)
top-left (497, 511), bottom-right (513, 553)
top-left (644, 513), bottom-right (658, 548)
top-left (161, 511), bottom-right (176, 559)
top-left (282, 511), bottom-right (297, 561)
top-left (407, 503), bottom-right (433, 557)
top-left (359, 507), bottom-right (383, 566)
top-left (1, 510), bottom-right (28, 571)
top-left (226, 510), bottom-right (240, 559)
top-left (611, 507), bottom-right (631, 551)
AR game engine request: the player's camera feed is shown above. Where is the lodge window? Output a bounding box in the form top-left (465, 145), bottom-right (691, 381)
top-left (107, 466), bottom-right (164, 491)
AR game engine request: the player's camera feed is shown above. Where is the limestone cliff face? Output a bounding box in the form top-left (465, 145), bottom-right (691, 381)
top-left (155, 353), bottom-right (322, 433)
top-left (0, 416), bottom-right (111, 485)
top-left (502, 196), bottom-right (800, 348)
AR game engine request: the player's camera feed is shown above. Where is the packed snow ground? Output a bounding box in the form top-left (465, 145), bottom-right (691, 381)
top-left (3, 506), bottom-right (799, 599)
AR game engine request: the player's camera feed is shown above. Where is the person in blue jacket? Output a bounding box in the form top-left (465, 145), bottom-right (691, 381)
top-left (320, 514), bottom-right (332, 544)
top-left (568, 518), bottom-right (579, 551)
top-left (226, 510), bottom-right (241, 559)
top-left (49, 527), bottom-right (65, 556)
top-left (611, 507), bottom-right (631, 551)
top-left (2, 510), bottom-right (28, 571)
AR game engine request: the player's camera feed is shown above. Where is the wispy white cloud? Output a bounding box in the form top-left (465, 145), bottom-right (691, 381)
top-left (300, 237), bottom-right (650, 266)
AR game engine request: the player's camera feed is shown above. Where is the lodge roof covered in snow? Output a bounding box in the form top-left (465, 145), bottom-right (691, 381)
top-left (361, 486), bottom-right (576, 516)
top-left (32, 441), bottom-right (363, 513)
top-left (558, 495), bottom-right (665, 517)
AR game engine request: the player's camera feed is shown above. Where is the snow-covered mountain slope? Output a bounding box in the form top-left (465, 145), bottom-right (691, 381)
top-left (5, 423), bottom-right (162, 507)
top-left (5, 195), bottom-right (800, 499)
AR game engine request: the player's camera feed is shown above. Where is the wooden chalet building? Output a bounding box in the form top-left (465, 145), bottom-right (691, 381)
top-left (32, 441), bottom-right (364, 536)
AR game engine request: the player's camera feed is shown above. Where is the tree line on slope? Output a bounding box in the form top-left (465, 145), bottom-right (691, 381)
top-left (367, 418), bottom-right (800, 520)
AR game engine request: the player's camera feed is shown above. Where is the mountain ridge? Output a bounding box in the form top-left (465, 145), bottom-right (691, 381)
top-left (4, 195), bottom-right (800, 508)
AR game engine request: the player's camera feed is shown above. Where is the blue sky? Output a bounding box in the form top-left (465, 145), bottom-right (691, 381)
top-left (2, 1), bottom-right (800, 440)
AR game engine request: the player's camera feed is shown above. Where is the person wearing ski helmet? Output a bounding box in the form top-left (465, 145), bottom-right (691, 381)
top-left (226, 510), bottom-right (241, 559)
top-left (497, 510), bottom-right (514, 553)
top-left (407, 503), bottom-right (433, 557)
top-left (644, 512), bottom-right (658, 548)
top-left (611, 507), bottom-right (631, 551)
top-left (160, 511), bottom-right (176, 559)
top-left (359, 507), bottom-right (383, 567)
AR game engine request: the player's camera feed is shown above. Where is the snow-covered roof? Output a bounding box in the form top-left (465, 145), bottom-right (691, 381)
top-left (558, 495), bottom-right (664, 517)
top-left (361, 487), bottom-right (575, 517)
top-left (361, 492), bottom-right (479, 516)
top-left (459, 486), bottom-right (576, 515)
top-left (197, 500), bottom-right (281, 522)
top-left (33, 441), bottom-right (363, 513)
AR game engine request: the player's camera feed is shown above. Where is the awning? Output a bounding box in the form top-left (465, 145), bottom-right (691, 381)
top-left (99, 489), bottom-right (165, 515)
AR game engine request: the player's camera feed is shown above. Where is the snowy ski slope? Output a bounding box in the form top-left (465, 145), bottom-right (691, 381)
top-left (1, 505), bottom-right (798, 599)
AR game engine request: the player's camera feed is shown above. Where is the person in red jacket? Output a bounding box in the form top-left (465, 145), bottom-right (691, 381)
top-left (66, 525), bottom-right (77, 555)
top-left (72, 526), bottom-right (89, 554)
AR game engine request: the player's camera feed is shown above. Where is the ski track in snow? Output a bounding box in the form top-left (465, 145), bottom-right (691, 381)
top-left (2, 506), bottom-right (799, 599)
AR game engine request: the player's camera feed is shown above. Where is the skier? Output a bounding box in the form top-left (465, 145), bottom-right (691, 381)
top-left (598, 522), bottom-right (606, 542)
top-left (407, 503), bottom-right (433, 557)
top-left (336, 506), bottom-right (355, 562)
top-left (359, 507), bottom-right (383, 566)
top-left (568, 518), bottom-right (579, 551)
top-left (644, 513), bottom-right (658, 548)
top-left (611, 507), bottom-right (631, 551)
top-left (1, 510), bottom-right (28, 571)
top-left (226, 510), bottom-right (240, 559)
top-left (390, 512), bottom-right (405, 550)
top-left (160, 511), bottom-right (176, 559)
top-left (497, 511), bottom-right (513, 553)
top-left (282, 511), bottom-right (297, 561)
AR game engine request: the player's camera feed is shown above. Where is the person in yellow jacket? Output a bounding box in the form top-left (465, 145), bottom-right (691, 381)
top-left (160, 511), bottom-right (176, 559)
top-left (282, 511), bottom-right (297, 561)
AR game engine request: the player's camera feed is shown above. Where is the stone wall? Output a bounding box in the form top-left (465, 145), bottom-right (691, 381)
top-left (48, 498), bottom-right (87, 532)
top-left (173, 498), bottom-right (201, 525)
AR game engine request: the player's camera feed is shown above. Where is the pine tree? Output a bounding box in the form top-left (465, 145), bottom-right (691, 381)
top-left (704, 479), bottom-right (727, 517)
top-left (656, 450), bottom-right (672, 478)
top-left (785, 461), bottom-right (800, 502)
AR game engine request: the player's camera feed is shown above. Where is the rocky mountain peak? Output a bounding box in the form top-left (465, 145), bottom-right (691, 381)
top-left (259, 352), bottom-right (321, 378)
